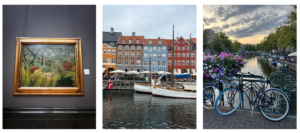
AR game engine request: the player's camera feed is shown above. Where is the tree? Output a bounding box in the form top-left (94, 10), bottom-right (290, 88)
top-left (212, 31), bottom-right (231, 53)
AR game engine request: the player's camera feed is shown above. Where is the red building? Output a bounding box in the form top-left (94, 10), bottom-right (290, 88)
top-left (167, 36), bottom-right (196, 73)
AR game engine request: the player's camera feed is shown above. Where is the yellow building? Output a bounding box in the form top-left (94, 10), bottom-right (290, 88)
top-left (103, 44), bottom-right (116, 77)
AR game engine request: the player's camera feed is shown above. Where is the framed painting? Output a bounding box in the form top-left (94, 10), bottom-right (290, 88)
top-left (13, 38), bottom-right (84, 95)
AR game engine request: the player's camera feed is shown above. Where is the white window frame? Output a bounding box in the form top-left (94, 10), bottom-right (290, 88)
top-left (192, 61), bottom-right (195, 65)
top-left (118, 45), bottom-right (122, 50)
top-left (182, 41), bottom-right (185, 44)
top-left (136, 39), bottom-right (140, 43)
top-left (137, 53), bottom-right (141, 58)
top-left (118, 60), bottom-right (122, 65)
top-left (153, 46), bottom-right (157, 50)
top-left (182, 60), bottom-right (185, 65)
top-left (144, 53), bottom-right (147, 58)
top-left (177, 46), bottom-right (180, 50)
top-left (125, 60), bottom-right (128, 65)
top-left (186, 60), bottom-right (189, 65)
top-left (112, 50), bottom-right (115, 54)
top-left (148, 40), bottom-right (152, 44)
top-left (192, 53), bottom-right (195, 57)
top-left (168, 53), bottom-right (171, 57)
top-left (129, 39), bottom-right (133, 43)
top-left (144, 46), bottom-right (148, 50)
top-left (131, 45), bottom-right (135, 50)
top-left (149, 46), bottom-right (152, 52)
top-left (108, 49), bottom-right (111, 54)
top-left (168, 60), bottom-right (171, 65)
top-left (153, 61), bottom-right (156, 66)
top-left (125, 52), bottom-right (129, 58)
top-left (103, 58), bottom-right (106, 63)
top-left (104, 49), bottom-right (107, 54)
top-left (158, 61), bottom-right (161, 66)
top-left (122, 39), bottom-right (125, 43)
top-left (107, 58), bottom-right (111, 63)
top-left (177, 60), bottom-right (180, 65)
top-left (158, 40), bottom-right (162, 44)
top-left (162, 61), bottom-right (166, 66)
top-left (144, 61), bottom-right (147, 66)
top-left (187, 46), bottom-right (190, 50)
top-left (187, 53), bottom-right (189, 57)
top-left (177, 53), bottom-right (180, 57)
top-left (131, 53), bottom-right (135, 58)
top-left (158, 46), bottom-right (161, 52)
top-left (162, 54), bottom-right (166, 58)
top-left (125, 45), bottom-right (129, 50)
top-left (153, 54), bottom-right (156, 58)
top-left (112, 58), bottom-right (115, 63)
top-left (182, 53), bottom-right (185, 57)
top-left (162, 46), bottom-right (167, 50)
top-left (137, 45), bottom-right (141, 50)
top-left (137, 60), bottom-right (141, 65)
top-left (131, 60), bottom-right (134, 65)
top-left (158, 54), bottom-right (161, 58)
top-left (118, 53), bottom-right (122, 57)
top-left (182, 47), bottom-right (185, 50)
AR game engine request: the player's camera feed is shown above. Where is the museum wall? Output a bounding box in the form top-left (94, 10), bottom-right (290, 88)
top-left (3, 5), bottom-right (96, 107)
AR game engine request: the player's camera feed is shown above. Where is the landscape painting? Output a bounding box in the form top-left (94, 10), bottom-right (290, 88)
top-left (21, 44), bottom-right (77, 87)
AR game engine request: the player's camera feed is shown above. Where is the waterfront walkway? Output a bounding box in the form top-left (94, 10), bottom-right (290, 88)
top-left (203, 109), bottom-right (296, 129)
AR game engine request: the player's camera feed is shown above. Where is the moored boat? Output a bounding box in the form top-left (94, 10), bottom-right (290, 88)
top-left (134, 83), bottom-right (152, 94)
top-left (151, 85), bottom-right (196, 99)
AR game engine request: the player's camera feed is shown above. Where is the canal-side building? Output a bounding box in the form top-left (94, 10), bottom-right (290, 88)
top-left (167, 36), bottom-right (196, 73)
top-left (102, 44), bottom-right (116, 77)
top-left (142, 38), bottom-right (168, 73)
top-left (116, 32), bottom-right (144, 72)
top-left (103, 27), bottom-right (122, 47)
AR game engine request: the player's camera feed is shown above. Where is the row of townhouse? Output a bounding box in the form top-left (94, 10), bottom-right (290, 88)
top-left (102, 28), bottom-right (196, 77)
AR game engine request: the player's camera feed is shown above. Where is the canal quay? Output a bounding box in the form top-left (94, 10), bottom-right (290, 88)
top-left (103, 90), bottom-right (196, 129)
top-left (204, 54), bottom-right (297, 129)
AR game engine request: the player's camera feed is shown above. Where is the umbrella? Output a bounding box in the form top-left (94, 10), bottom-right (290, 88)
top-left (288, 52), bottom-right (297, 56)
top-left (126, 70), bottom-right (140, 74)
top-left (140, 71), bottom-right (150, 74)
top-left (191, 73), bottom-right (197, 76)
top-left (157, 71), bottom-right (171, 75)
top-left (109, 70), bottom-right (125, 80)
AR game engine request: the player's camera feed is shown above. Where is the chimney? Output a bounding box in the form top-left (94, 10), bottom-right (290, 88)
top-left (132, 32), bottom-right (135, 37)
top-left (158, 37), bottom-right (160, 39)
top-left (110, 27), bottom-right (114, 34)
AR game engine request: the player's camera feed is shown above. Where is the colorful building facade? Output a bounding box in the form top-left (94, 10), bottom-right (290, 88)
top-left (167, 36), bottom-right (196, 73)
top-left (142, 38), bottom-right (168, 73)
top-left (103, 44), bottom-right (116, 77)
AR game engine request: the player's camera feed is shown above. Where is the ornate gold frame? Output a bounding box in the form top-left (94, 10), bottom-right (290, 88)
top-left (13, 38), bottom-right (84, 95)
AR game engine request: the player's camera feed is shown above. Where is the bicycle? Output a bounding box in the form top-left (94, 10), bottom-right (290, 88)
top-left (215, 72), bottom-right (290, 122)
top-left (203, 83), bottom-right (221, 109)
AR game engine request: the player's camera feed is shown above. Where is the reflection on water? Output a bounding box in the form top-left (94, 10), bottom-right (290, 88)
top-left (241, 55), bottom-right (277, 77)
top-left (103, 90), bottom-right (196, 129)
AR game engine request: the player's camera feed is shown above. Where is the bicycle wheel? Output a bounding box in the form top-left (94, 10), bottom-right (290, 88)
top-left (215, 88), bottom-right (242, 116)
top-left (259, 89), bottom-right (289, 122)
top-left (203, 85), bottom-right (220, 109)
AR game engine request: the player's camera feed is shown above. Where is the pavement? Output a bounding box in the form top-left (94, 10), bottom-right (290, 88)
top-left (203, 108), bottom-right (297, 129)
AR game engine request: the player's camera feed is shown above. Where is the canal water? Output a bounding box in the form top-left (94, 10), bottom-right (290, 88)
top-left (103, 90), bottom-right (196, 129)
top-left (241, 55), bottom-right (277, 77)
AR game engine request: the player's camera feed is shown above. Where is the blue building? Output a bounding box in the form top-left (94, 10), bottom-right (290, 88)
top-left (142, 38), bottom-right (168, 74)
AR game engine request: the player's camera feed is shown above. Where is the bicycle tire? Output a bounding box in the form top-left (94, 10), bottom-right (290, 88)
top-left (215, 88), bottom-right (242, 116)
top-left (259, 88), bottom-right (289, 122)
top-left (203, 85), bottom-right (220, 109)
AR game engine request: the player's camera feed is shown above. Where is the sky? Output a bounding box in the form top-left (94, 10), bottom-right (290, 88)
top-left (203, 5), bottom-right (294, 44)
top-left (103, 5), bottom-right (196, 39)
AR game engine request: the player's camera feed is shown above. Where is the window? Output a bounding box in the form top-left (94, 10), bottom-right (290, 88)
top-left (182, 41), bottom-right (185, 44)
top-left (125, 45), bottom-right (129, 50)
top-left (182, 60), bottom-right (185, 65)
top-left (107, 58), bottom-right (111, 63)
top-left (158, 46), bottom-right (161, 52)
top-left (104, 49), bottom-right (107, 54)
top-left (103, 58), bottom-right (106, 63)
top-left (177, 46), bottom-right (180, 50)
top-left (168, 61), bottom-right (171, 65)
top-left (125, 53), bottom-right (129, 58)
top-left (149, 54), bottom-right (152, 58)
top-left (162, 46), bottom-right (167, 50)
top-left (177, 60), bottom-right (180, 65)
top-left (136, 39), bottom-right (140, 43)
top-left (177, 53), bottom-right (180, 57)
top-left (144, 53), bottom-right (147, 58)
top-left (182, 53), bottom-right (185, 57)
top-left (158, 54), bottom-right (161, 58)
top-left (131, 45), bottom-right (135, 50)
top-left (149, 46), bottom-right (152, 52)
top-left (192, 53), bottom-right (195, 57)
top-left (187, 46), bottom-right (190, 50)
top-left (137, 60), bottom-right (141, 65)
top-left (112, 50), bottom-right (115, 54)
top-left (131, 68), bottom-right (134, 71)
top-left (153, 46), bottom-right (157, 51)
top-left (118, 45), bottom-right (122, 50)
top-left (131, 53), bottom-right (135, 58)
top-left (162, 54), bottom-right (166, 58)
top-left (153, 61), bottom-right (156, 66)
top-left (144, 61), bottom-right (147, 66)
top-left (122, 39), bottom-right (125, 43)
top-left (182, 47), bottom-right (185, 50)
top-left (162, 61), bottom-right (166, 66)
top-left (174, 60), bottom-right (176, 65)
top-left (137, 45), bottom-right (141, 50)
top-left (118, 60), bottom-right (122, 65)
top-left (110, 42), bottom-right (114, 46)
top-left (137, 69), bottom-right (140, 72)
top-left (129, 39), bottom-right (133, 43)
top-left (125, 60), bottom-right (128, 65)
top-left (168, 53), bottom-right (171, 57)
top-left (174, 53), bottom-right (176, 56)
top-left (144, 46), bottom-right (148, 50)
top-left (158, 40), bottom-right (162, 44)
top-left (177, 41), bottom-right (181, 44)
top-left (158, 61), bottom-right (161, 66)
top-left (108, 49), bottom-right (111, 54)
top-left (137, 53), bottom-right (141, 58)
top-left (187, 61), bottom-right (189, 65)
top-left (153, 54), bottom-right (156, 58)
top-left (153, 69), bottom-right (156, 73)
top-left (192, 61), bottom-right (195, 65)
top-left (131, 60), bottom-right (134, 65)
top-left (118, 53), bottom-right (122, 58)
top-left (148, 40), bottom-right (152, 44)
top-left (187, 53), bottom-right (189, 57)
top-left (112, 58), bottom-right (115, 63)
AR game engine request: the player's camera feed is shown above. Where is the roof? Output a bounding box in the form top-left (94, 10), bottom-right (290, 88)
top-left (144, 38), bottom-right (168, 45)
top-left (103, 31), bottom-right (122, 42)
top-left (117, 36), bottom-right (144, 44)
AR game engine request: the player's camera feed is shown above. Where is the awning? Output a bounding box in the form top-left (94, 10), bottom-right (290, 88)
top-left (102, 68), bottom-right (106, 73)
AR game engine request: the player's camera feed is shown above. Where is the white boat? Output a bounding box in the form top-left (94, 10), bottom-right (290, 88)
top-left (134, 83), bottom-right (152, 94)
top-left (151, 85), bottom-right (196, 99)
top-left (260, 56), bottom-right (265, 58)
top-left (268, 58), bottom-right (273, 62)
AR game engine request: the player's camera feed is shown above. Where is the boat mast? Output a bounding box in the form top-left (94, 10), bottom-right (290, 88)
top-left (149, 51), bottom-right (152, 85)
top-left (189, 33), bottom-right (192, 82)
top-left (171, 24), bottom-right (175, 87)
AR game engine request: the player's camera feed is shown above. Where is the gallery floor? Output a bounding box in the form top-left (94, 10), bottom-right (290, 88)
top-left (3, 108), bottom-right (96, 129)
